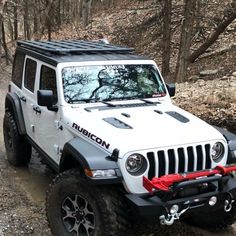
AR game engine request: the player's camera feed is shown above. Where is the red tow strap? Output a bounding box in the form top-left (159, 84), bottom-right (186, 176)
top-left (143, 165), bottom-right (236, 193)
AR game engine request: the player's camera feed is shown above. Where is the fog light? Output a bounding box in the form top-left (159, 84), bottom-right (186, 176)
top-left (170, 204), bottom-right (179, 214)
top-left (209, 196), bottom-right (217, 206)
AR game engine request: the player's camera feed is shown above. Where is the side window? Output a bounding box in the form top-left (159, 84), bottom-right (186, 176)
top-left (40, 65), bottom-right (58, 104)
top-left (24, 58), bottom-right (37, 92)
top-left (12, 51), bottom-right (25, 88)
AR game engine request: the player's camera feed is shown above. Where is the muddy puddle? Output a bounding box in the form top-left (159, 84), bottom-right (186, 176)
top-left (0, 76), bottom-right (53, 206)
top-left (0, 77), bottom-right (53, 205)
top-left (10, 150), bottom-right (55, 205)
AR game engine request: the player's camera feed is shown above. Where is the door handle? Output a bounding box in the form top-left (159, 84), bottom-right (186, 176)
top-left (33, 105), bottom-right (41, 114)
top-left (20, 96), bottom-right (26, 102)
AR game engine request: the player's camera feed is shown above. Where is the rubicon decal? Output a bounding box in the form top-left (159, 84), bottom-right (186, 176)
top-left (72, 123), bottom-right (110, 149)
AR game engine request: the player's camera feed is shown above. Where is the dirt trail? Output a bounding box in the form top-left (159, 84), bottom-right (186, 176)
top-left (0, 67), bottom-right (236, 235)
top-left (0, 71), bottom-right (52, 235)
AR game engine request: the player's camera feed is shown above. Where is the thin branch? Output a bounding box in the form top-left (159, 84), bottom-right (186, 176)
top-left (188, 1), bottom-right (236, 63)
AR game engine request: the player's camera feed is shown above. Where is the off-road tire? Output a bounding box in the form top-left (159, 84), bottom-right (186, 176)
top-left (3, 111), bottom-right (31, 166)
top-left (185, 203), bottom-right (236, 231)
top-left (46, 169), bottom-right (133, 236)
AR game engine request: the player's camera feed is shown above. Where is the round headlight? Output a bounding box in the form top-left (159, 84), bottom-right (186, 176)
top-left (125, 154), bottom-right (147, 176)
top-left (211, 142), bottom-right (224, 162)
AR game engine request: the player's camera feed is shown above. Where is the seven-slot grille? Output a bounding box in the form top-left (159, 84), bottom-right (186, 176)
top-left (147, 144), bottom-right (211, 179)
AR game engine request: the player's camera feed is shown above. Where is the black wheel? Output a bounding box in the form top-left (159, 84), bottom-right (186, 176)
top-left (3, 111), bottom-right (31, 166)
top-left (185, 203), bottom-right (236, 231)
top-left (46, 169), bottom-right (132, 236)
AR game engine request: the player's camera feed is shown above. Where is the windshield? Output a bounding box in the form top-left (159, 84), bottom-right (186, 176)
top-left (62, 64), bottom-right (166, 104)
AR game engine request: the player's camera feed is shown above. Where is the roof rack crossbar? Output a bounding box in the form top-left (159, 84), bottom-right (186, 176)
top-left (17, 40), bottom-right (134, 55)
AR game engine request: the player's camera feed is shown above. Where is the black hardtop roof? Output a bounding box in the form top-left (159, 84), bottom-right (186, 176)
top-left (17, 40), bottom-right (134, 54)
top-left (16, 40), bottom-right (149, 66)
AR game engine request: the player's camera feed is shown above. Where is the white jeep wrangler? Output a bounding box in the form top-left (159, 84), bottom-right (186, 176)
top-left (3, 40), bottom-right (236, 236)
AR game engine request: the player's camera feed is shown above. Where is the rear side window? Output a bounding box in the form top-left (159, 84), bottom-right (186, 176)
top-left (12, 51), bottom-right (25, 88)
top-left (40, 65), bottom-right (57, 104)
top-left (24, 58), bottom-right (37, 92)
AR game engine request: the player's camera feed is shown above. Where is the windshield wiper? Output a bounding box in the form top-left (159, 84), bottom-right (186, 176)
top-left (69, 98), bottom-right (118, 107)
top-left (69, 98), bottom-right (100, 104)
top-left (101, 101), bottom-right (117, 107)
top-left (140, 99), bottom-right (161, 105)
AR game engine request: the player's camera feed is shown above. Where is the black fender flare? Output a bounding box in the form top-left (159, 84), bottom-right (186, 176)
top-left (60, 138), bottom-right (123, 184)
top-left (5, 92), bottom-right (26, 135)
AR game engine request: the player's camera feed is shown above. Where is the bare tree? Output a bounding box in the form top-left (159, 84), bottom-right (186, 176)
top-left (23, 0), bottom-right (31, 39)
top-left (0, 0), bottom-right (7, 66)
top-left (13, 0), bottom-right (17, 40)
top-left (79, 0), bottom-right (83, 19)
top-left (175, 0), bottom-right (197, 83)
top-left (42, 0), bottom-right (55, 41)
top-left (82, 0), bottom-right (92, 28)
top-left (56, 0), bottom-right (61, 26)
top-left (161, 0), bottom-right (172, 77)
top-left (1, 20), bottom-right (11, 64)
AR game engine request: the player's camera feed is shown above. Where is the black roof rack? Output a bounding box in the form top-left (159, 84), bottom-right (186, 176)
top-left (17, 40), bottom-right (134, 55)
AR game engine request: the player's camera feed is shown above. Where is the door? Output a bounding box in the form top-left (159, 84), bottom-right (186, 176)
top-left (35, 64), bottom-right (61, 164)
top-left (21, 57), bottom-right (38, 140)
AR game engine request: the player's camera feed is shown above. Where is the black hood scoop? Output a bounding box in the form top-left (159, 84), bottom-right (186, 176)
top-left (103, 117), bottom-right (133, 129)
top-left (165, 111), bottom-right (189, 123)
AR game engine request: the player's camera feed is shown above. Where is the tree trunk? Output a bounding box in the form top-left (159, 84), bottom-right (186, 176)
top-left (188, 1), bottom-right (236, 63)
top-left (62, 0), bottom-right (65, 20)
top-left (175, 0), bottom-right (197, 83)
top-left (45, 0), bottom-right (54, 41)
top-left (48, 20), bottom-right (51, 41)
top-left (8, 18), bottom-right (13, 42)
top-left (33, 1), bottom-right (39, 35)
top-left (161, 0), bottom-right (172, 77)
top-left (194, 0), bottom-right (202, 35)
top-left (0, 0), bottom-right (7, 67)
top-left (0, 15), bottom-right (2, 66)
top-left (56, 0), bottom-right (61, 26)
top-left (79, 0), bottom-right (83, 18)
top-left (73, 0), bottom-right (79, 28)
top-left (82, 0), bottom-right (92, 28)
top-left (2, 21), bottom-right (9, 65)
top-left (13, 1), bottom-right (18, 40)
top-left (23, 0), bottom-right (31, 39)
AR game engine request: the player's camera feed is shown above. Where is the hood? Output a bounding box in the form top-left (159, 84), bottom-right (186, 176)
top-left (63, 100), bottom-right (225, 157)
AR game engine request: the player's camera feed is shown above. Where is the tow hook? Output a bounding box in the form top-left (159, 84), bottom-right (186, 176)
top-left (159, 205), bottom-right (189, 226)
top-left (224, 194), bottom-right (234, 212)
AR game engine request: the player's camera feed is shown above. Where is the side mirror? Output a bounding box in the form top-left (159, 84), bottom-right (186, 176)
top-left (37, 90), bottom-right (58, 112)
top-left (166, 83), bottom-right (175, 97)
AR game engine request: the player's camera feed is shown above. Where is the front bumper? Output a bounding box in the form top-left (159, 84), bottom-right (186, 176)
top-left (125, 168), bottom-right (236, 224)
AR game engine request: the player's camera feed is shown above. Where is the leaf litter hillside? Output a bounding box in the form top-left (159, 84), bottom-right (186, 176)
top-left (48, 0), bottom-right (236, 133)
